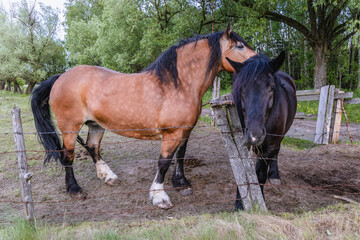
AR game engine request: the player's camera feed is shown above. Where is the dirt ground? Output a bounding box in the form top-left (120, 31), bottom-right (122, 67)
top-left (0, 118), bottom-right (359, 224)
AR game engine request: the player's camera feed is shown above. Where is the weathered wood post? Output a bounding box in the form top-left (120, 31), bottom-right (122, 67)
top-left (329, 90), bottom-right (343, 143)
top-left (211, 94), bottom-right (267, 212)
top-left (314, 85), bottom-right (335, 144)
top-left (211, 77), bottom-right (221, 125)
top-left (11, 107), bottom-right (34, 221)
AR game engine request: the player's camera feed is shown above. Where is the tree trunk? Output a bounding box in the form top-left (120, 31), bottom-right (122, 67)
top-left (303, 41), bottom-right (309, 86)
top-left (348, 37), bottom-right (353, 89)
top-left (13, 80), bottom-right (23, 94)
top-left (26, 81), bottom-right (36, 94)
top-left (338, 51), bottom-right (342, 88)
top-left (358, 36), bottom-right (360, 89)
top-left (313, 44), bottom-right (328, 89)
top-left (5, 80), bottom-right (12, 91)
top-left (0, 80), bottom-right (5, 90)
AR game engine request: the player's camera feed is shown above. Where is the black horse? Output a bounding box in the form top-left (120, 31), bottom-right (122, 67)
top-left (226, 52), bottom-right (297, 210)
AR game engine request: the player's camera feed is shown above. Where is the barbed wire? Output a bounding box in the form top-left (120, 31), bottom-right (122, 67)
top-left (0, 182), bottom-right (358, 205)
top-left (1, 121), bottom-right (360, 136)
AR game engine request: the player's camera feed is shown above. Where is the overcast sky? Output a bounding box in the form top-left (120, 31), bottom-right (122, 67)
top-left (1, 0), bottom-right (67, 39)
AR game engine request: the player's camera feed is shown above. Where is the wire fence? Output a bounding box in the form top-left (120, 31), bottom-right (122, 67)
top-left (0, 123), bottom-right (359, 157)
top-left (1, 117), bottom-right (359, 224)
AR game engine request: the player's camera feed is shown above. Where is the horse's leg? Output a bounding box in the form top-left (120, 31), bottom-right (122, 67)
top-left (149, 132), bottom-right (182, 209)
top-left (255, 157), bottom-right (268, 196)
top-left (172, 138), bottom-right (192, 196)
top-left (62, 131), bottom-right (87, 200)
top-left (83, 122), bottom-right (119, 185)
top-left (235, 188), bottom-right (244, 211)
top-left (266, 145), bottom-right (281, 185)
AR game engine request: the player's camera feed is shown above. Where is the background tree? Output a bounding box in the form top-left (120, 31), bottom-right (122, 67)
top-left (0, 0), bottom-right (66, 94)
top-left (1, 0), bottom-right (360, 93)
top-left (238, 0), bottom-right (360, 89)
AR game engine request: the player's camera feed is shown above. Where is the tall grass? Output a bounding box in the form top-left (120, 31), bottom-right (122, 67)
top-left (1, 204), bottom-right (359, 240)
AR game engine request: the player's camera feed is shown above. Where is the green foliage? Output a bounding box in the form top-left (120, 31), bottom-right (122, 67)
top-left (0, 0), bottom-right (66, 89)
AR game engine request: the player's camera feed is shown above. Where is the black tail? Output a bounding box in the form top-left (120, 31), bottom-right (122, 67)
top-left (31, 74), bottom-right (63, 164)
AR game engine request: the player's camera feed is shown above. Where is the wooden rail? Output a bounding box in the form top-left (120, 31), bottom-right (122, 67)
top-left (291, 85), bottom-right (353, 144)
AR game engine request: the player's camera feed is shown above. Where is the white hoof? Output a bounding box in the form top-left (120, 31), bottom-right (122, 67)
top-left (149, 182), bottom-right (173, 209)
top-left (96, 160), bottom-right (119, 185)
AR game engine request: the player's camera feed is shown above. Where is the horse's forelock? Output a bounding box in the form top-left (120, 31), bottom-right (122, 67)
top-left (236, 55), bottom-right (273, 88)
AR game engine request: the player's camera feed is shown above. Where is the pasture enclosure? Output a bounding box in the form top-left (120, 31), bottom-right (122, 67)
top-left (1, 93), bottom-right (358, 225)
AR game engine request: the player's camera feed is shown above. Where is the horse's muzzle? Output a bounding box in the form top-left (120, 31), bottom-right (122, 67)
top-left (245, 128), bottom-right (266, 146)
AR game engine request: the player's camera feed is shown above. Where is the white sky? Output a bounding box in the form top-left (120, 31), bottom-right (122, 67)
top-left (1, 0), bottom-right (67, 39)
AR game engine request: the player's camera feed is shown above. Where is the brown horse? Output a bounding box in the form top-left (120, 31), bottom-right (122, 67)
top-left (31, 24), bottom-right (256, 209)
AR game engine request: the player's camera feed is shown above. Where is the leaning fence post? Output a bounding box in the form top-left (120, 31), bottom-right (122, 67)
top-left (11, 107), bottom-right (34, 221)
top-left (211, 95), bottom-right (266, 212)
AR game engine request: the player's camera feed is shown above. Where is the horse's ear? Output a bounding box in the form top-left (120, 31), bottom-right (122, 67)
top-left (269, 51), bottom-right (285, 73)
top-left (225, 22), bottom-right (232, 39)
top-left (226, 57), bottom-right (244, 72)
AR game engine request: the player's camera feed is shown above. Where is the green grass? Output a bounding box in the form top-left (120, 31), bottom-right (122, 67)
top-left (281, 137), bottom-right (318, 150)
top-left (296, 101), bottom-right (318, 115)
top-left (1, 203), bottom-right (359, 240)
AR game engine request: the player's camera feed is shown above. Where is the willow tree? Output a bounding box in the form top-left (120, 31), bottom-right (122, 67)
top-left (240, 0), bottom-right (360, 88)
top-left (8, 0), bottom-right (65, 93)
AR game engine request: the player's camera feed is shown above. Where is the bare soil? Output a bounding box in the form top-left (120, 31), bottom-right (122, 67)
top-left (0, 118), bottom-right (359, 224)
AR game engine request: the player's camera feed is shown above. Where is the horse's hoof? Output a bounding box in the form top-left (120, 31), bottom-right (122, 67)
top-left (150, 191), bottom-right (173, 210)
top-left (179, 187), bottom-right (193, 196)
top-left (268, 178), bottom-right (281, 185)
top-left (155, 200), bottom-right (173, 210)
top-left (105, 177), bottom-right (120, 186)
top-left (69, 190), bottom-right (87, 200)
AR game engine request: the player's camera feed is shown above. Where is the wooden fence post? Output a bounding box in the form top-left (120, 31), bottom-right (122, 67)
top-left (314, 85), bottom-right (335, 144)
top-left (329, 91), bottom-right (343, 143)
top-left (11, 107), bottom-right (34, 221)
top-left (211, 95), bottom-right (267, 212)
top-left (211, 77), bottom-right (221, 125)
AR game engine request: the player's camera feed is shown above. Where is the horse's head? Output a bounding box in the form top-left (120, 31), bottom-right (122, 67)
top-left (227, 52), bottom-right (285, 146)
top-left (220, 23), bottom-right (257, 72)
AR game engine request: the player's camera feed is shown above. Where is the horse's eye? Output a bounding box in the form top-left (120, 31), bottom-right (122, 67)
top-left (271, 86), bottom-right (275, 91)
top-left (236, 43), bottom-right (244, 49)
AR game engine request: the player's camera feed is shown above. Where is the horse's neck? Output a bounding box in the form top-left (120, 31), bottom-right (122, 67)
top-left (176, 40), bottom-right (217, 99)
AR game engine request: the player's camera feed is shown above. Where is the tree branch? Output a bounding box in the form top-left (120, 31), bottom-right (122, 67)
top-left (263, 11), bottom-right (312, 40)
top-left (325, 0), bottom-right (348, 29)
top-left (330, 31), bottom-right (356, 52)
top-left (307, 0), bottom-right (317, 36)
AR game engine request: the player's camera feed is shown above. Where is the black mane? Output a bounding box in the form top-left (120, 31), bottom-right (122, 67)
top-left (233, 54), bottom-right (273, 90)
top-left (144, 31), bottom-right (251, 87)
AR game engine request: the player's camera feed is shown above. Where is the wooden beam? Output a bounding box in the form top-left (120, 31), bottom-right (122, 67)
top-left (344, 98), bottom-right (360, 104)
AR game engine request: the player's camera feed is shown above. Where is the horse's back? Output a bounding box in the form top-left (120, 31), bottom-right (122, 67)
top-left (48, 65), bottom-right (200, 138)
top-left (273, 71), bottom-right (297, 134)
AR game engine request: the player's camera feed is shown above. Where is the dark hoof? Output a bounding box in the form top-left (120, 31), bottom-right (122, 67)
top-left (69, 190), bottom-right (87, 200)
top-left (68, 185), bottom-right (87, 200)
top-left (268, 178), bottom-right (281, 185)
top-left (235, 200), bottom-right (244, 211)
top-left (179, 187), bottom-right (193, 196)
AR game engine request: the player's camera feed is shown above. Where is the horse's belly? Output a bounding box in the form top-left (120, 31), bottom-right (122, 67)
top-left (109, 126), bottom-right (162, 140)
